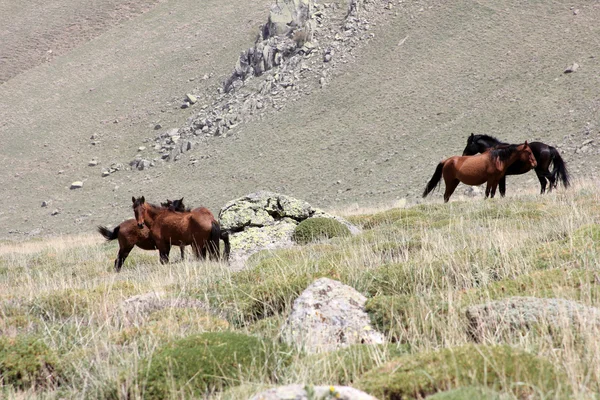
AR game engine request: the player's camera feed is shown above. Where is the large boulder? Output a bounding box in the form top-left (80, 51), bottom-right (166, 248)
top-left (249, 384), bottom-right (376, 400)
top-left (280, 277), bottom-right (384, 353)
top-left (465, 296), bottom-right (600, 341)
top-left (219, 191), bottom-right (360, 270)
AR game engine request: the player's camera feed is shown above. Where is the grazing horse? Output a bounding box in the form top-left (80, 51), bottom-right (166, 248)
top-left (98, 199), bottom-right (188, 272)
top-left (132, 196), bottom-right (223, 264)
top-left (462, 134), bottom-right (570, 195)
top-left (423, 142), bottom-right (537, 202)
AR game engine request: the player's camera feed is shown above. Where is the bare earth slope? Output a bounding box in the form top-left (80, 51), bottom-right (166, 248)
top-left (1, 0), bottom-right (599, 239)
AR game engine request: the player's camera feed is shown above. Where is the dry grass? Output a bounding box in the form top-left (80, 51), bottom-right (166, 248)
top-left (1, 181), bottom-right (600, 398)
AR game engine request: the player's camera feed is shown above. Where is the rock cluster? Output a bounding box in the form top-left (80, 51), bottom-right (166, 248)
top-left (280, 277), bottom-right (384, 353)
top-left (150, 0), bottom-right (382, 163)
top-left (218, 191), bottom-right (360, 270)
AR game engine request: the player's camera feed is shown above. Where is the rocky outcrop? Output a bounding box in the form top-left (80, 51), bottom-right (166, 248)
top-left (465, 296), bottom-right (600, 341)
top-left (249, 384), bottom-right (377, 400)
top-left (219, 192), bottom-right (360, 270)
top-left (280, 277), bottom-right (384, 353)
top-left (149, 0), bottom-right (383, 163)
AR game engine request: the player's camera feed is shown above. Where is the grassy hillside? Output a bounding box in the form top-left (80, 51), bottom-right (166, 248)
top-left (0, 0), bottom-right (599, 239)
top-left (1, 182), bottom-right (599, 398)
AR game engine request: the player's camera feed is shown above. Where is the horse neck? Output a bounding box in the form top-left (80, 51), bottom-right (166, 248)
top-left (498, 148), bottom-right (525, 169)
top-left (143, 204), bottom-right (163, 225)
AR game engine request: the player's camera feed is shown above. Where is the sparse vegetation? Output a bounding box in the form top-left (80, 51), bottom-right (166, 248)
top-left (292, 217), bottom-right (351, 245)
top-left (1, 183), bottom-right (600, 398)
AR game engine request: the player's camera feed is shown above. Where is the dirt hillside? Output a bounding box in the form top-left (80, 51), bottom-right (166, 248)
top-left (0, 0), bottom-right (599, 240)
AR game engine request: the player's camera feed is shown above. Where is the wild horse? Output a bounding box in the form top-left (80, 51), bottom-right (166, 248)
top-left (462, 134), bottom-right (570, 195)
top-left (132, 196), bottom-right (225, 265)
top-left (423, 142), bottom-right (537, 202)
top-left (98, 199), bottom-right (189, 272)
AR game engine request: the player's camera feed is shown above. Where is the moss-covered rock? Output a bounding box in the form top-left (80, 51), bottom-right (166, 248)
top-left (292, 217), bottom-right (351, 245)
top-left (354, 345), bottom-right (567, 399)
top-left (0, 335), bottom-right (63, 390)
top-left (139, 332), bottom-right (289, 399)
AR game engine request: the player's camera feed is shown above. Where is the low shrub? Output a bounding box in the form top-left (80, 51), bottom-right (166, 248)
top-left (292, 217), bottom-right (350, 244)
top-left (138, 332), bottom-right (290, 399)
top-left (0, 335), bottom-right (63, 390)
top-left (355, 344), bottom-right (567, 399)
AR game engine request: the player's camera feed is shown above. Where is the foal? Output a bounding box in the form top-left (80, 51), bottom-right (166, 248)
top-left (423, 142), bottom-right (537, 202)
top-left (132, 196), bottom-right (221, 264)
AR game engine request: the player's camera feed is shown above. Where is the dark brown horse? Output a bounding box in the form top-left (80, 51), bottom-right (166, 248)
top-left (462, 134), bottom-right (570, 195)
top-left (98, 199), bottom-right (188, 272)
top-left (423, 142), bottom-right (537, 202)
top-left (132, 196), bottom-right (223, 264)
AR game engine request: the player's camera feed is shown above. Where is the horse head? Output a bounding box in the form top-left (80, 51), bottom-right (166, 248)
top-left (519, 141), bottom-right (537, 168)
top-left (132, 196), bottom-right (147, 229)
top-left (463, 133), bottom-right (483, 156)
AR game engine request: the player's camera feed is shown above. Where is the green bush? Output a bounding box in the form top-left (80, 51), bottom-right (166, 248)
top-left (292, 217), bottom-right (350, 244)
top-left (138, 332), bottom-right (289, 399)
top-left (426, 386), bottom-right (504, 399)
top-left (355, 344), bottom-right (567, 399)
top-left (0, 335), bottom-right (63, 390)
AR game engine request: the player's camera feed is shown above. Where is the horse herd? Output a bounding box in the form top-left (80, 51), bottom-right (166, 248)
top-left (423, 134), bottom-right (570, 202)
top-left (98, 197), bottom-right (230, 272)
top-left (98, 134), bottom-right (570, 271)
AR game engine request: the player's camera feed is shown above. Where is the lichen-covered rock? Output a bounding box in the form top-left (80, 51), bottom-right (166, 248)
top-left (249, 384), bottom-right (376, 400)
top-left (219, 192), bottom-right (359, 270)
top-left (466, 296), bottom-right (600, 341)
top-left (280, 277), bottom-right (384, 353)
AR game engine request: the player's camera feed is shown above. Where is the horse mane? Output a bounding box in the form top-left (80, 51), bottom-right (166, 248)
top-left (490, 144), bottom-right (520, 162)
top-left (475, 134), bottom-right (506, 145)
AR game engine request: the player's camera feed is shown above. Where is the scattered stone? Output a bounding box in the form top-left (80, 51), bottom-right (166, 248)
top-left (466, 296), bottom-right (600, 342)
top-left (185, 94), bottom-right (197, 104)
top-left (70, 181), bottom-right (83, 189)
top-left (154, 124), bottom-right (162, 130)
top-left (181, 102), bottom-right (190, 109)
top-left (138, 146), bottom-right (146, 152)
top-left (564, 63), bottom-right (579, 73)
top-left (102, 171), bottom-right (110, 177)
top-left (88, 160), bottom-right (98, 166)
top-left (249, 385), bottom-right (376, 400)
top-left (51, 209), bottom-right (60, 216)
top-left (280, 277), bottom-right (385, 353)
top-left (41, 201), bottom-right (50, 207)
top-left (117, 291), bottom-right (210, 326)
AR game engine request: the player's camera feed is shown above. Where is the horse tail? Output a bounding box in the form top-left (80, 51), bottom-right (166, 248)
top-left (97, 225), bottom-right (119, 241)
top-left (220, 230), bottom-right (231, 262)
top-left (208, 221), bottom-right (221, 261)
top-left (549, 147), bottom-right (570, 188)
top-left (423, 162), bottom-right (444, 198)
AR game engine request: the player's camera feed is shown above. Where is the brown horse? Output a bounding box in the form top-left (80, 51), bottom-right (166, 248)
top-left (423, 142), bottom-right (537, 202)
top-left (98, 199), bottom-right (188, 272)
top-left (132, 196), bottom-right (223, 264)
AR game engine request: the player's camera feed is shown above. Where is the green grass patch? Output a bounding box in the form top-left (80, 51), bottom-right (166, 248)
top-left (292, 217), bottom-right (351, 244)
top-left (355, 344), bottom-right (567, 399)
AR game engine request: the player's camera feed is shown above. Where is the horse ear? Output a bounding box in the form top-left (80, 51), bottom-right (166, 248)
top-left (524, 140), bottom-right (529, 147)
top-left (132, 196), bottom-right (136, 204)
top-left (141, 196), bottom-right (145, 203)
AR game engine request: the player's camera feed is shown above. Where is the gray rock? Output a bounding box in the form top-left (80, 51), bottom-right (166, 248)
top-left (466, 296), bottom-right (600, 341)
top-left (70, 181), bottom-right (83, 189)
top-left (186, 94), bottom-right (197, 104)
top-left (280, 277), bottom-right (384, 353)
top-left (219, 192), bottom-right (360, 270)
top-left (88, 160), bottom-right (98, 166)
top-left (564, 63), bottom-right (579, 73)
top-left (41, 201), bottom-right (49, 207)
top-left (51, 209), bottom-right (60, 216)
top-left (249, 384), bottom-right (377, 400)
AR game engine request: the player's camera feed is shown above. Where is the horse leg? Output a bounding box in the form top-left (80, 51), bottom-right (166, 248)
top-left (490, 181), bottom-right (499, 198)
top-left (536, 173), bottom-right (547, 194)
top-left (179, 245), bottom-right (185, 261)
top-left (499, 176), bottom-right (506, 197)
top-left (443, 179), bottom-right (460, 203)
top-left (158, 244), bottom-right (171, 264)
top-left (115, 246), bottom-right (132, 272)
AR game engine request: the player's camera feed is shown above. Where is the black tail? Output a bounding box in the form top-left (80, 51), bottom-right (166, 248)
top-left (97, 225), bottom-right (119, 241)
top-left (423, 162), bottom-right (444, 198)
top-left (220, 230), bottom-right (231, 262)
top-left (549, 147), bottom-right (570, 189)
top-left (207, 221), bottom-right (221, 261)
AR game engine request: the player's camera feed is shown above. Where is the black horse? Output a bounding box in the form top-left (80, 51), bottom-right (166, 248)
top-left (462, 134), bottom-right (570, 196)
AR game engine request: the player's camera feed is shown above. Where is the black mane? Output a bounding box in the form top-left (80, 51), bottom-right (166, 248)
top-left (490, 144), bottom-right (520, 162)
top-left (473, 134), bottom-right (506, 146)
